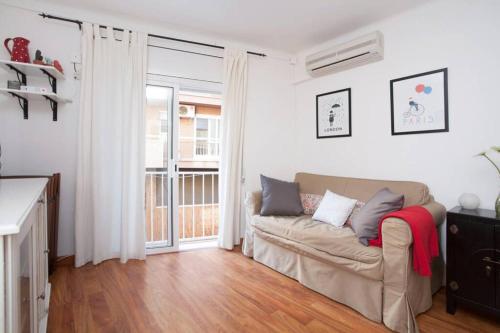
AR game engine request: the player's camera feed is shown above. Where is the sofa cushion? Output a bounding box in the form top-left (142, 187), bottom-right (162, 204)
top-left (294, 172), bottom-right (430, 207)
top-left (251, 214), bottom-right (382, 266)
top-left (300, 193), bottom-right (323, 215)
top-left (351, 188), bottom-right (404, 246)
top-left (346, 200), bottom-right (365, 226)
top-left (312, 190), bottom-right (357, 227)
top-left (260, 175), bottom-right (303, 216)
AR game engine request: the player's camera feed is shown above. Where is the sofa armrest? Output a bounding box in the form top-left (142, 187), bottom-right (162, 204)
top-left (382, 200), bottom-right (446, 248)
top-left (422, 199), bottom-right (446, 227)
top-left (242, 191), bottom-right (262, 257)
top-left (245, 191), bottom-right (262, 217)
top-left (381, 200), bottom-right (446, 332)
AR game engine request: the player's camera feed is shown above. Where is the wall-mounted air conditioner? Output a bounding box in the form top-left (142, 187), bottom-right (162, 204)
top-left (305, 31), bottom-right (384, 77)
top-left (179, 104), bottom-right (195, 118)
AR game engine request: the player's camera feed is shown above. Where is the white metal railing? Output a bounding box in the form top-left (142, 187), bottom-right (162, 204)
top-left (145, 169), bottom-right (219, 244)
top-left (179, 171), bottom-right (219, 242)
top-left (145, 170), bottom-right (168, 244)
top-left (179, 136), bottom-right (220, 160)
top-left (195, 141), bottom-right (219, 158)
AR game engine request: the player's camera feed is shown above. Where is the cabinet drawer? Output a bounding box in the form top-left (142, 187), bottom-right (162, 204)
top-left (447, 215), bottom-right (495, 307)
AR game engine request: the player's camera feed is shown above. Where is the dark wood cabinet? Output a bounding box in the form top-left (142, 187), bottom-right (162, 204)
top-left (447, 207), bottom-right (500, 318)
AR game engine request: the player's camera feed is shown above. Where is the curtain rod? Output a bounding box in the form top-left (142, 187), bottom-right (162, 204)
top-left (148, 73), bottom-right (222, 84)
top-left (38, 12), bottom-right (267, 57)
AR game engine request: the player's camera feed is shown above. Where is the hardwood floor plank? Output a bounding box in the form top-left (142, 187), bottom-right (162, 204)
top-left (270, 310), bottom-right (311, 333)
top-left (87, 292), bottom-right (116, 331)
top-left (48, 247), bottom-right (500, 333)
top-left (71, 300), bottom-right (96, 333)
top-left (417, 291), bottom-right (500, 333)
top-left (306, 319), bottom-right (345, 333)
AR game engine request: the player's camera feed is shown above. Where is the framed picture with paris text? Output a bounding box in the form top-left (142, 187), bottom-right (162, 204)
top-left (390, 68), bottom-right (448, 135)
top-left (316, 88), bottom-right (351, 139)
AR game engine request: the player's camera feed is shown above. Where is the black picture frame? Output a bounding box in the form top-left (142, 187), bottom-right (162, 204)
top-left (316, 88), bottom-right (352, 139)
top-left (390, 68), bottom-right (448, 136)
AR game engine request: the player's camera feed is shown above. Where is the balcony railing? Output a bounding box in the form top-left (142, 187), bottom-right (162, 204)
top-left (195, 141), bottom-right (219, 158)
top-left (145, 169), bottom-right (219, 244)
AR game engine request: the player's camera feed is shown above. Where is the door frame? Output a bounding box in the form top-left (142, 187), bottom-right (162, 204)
top-left (145, 77), bottom-right (180, 254)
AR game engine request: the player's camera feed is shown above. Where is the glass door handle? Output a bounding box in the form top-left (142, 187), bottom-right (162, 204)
top-left (168, 160), bottom-right (178, 177)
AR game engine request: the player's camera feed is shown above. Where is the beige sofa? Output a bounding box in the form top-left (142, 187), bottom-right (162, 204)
top-left (242, 173), bottom-right (445, 333)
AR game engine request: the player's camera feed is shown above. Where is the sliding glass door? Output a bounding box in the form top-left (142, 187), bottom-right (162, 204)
top-left (177, 91), bottom-right (221, 247)
top-left (145, 83), bottom-right (179, 253)
top-left (145, 80), bottom-right (222, 252)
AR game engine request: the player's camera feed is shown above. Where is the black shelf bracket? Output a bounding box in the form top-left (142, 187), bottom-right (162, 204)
top-left (4, 63), bottom-right (61, 121)
top-left (9, 92), bottom-right (28, 119)
top-left (6, 64), bottom-right (27, 85)
top-left (44, 96), bottom-right (58, 121)
top-left (40, 69), bottom-right (57, 93)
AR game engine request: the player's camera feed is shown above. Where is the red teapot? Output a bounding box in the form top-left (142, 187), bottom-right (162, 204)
top-left (4, 37), bottom-right (30, 63)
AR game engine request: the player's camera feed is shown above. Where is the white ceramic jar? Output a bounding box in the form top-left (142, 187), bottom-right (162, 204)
top-left (458, 193), bottom-right (480, 210)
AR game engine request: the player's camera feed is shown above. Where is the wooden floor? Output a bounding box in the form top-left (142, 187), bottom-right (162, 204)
top-left (48, 248), bottom-right (500, 333)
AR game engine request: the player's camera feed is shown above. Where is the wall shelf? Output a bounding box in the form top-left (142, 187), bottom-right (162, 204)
top-left (0, 59), bottom-right (65, 80)
top-left (0, 88), bottom-right (70, 103)
top-left (0, 88), bottom-right (71, 121)
top-left (0, 59), bottom-right (70, 121)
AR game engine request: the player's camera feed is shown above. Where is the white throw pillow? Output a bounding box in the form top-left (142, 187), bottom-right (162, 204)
top-left (312, 190), bottom-right (357, 227)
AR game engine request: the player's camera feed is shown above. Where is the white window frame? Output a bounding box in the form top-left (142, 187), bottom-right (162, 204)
top-left (178, 114), bottom-right (221, 161)
top-left (193, 114), bottom-right (220, 161)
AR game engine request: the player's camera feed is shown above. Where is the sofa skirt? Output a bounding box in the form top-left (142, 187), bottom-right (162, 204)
top-left (253, 234), bottom-right (383, 323)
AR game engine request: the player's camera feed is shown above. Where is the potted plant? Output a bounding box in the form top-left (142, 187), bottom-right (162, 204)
top-left (478, 146), bottom-right (500, 218)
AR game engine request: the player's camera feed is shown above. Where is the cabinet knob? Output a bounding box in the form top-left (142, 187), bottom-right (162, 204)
top-left (449, 281), bottom-right (459, 291)
top-left (485, 265), bottom-right (492, 278)
top-left (449, 224), bottom-right (459, 234)
top-left (482, 256), bottom-right (500, 266)
top-left (38, 293), bottom-right (45, 300)
top-left (37, 199), bottom-right (45, 204)
top-left (44, 249), bottom-right (50, 254)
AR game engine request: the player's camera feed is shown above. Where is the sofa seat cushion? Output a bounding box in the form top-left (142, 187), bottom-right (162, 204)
top-left (251, 215), bottom-right (383, 280)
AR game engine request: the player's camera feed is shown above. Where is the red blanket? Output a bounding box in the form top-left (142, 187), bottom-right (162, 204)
top-left (369, 206), bottom-right (438, 277)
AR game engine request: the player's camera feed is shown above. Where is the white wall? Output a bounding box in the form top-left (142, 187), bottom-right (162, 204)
top-left (0, 1), bottom-right (296, 255)
top-left (0, 5), bottom-right (80, 257)
top-left (4, 0), bottom-right (497, 256)
top-left (293, 0), bottom-right (500, 250)
top-left (245, 57), bottom-right (296, 189)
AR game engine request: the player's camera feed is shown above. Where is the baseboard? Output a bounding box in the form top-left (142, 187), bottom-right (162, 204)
top-left (54, 241), bottom-right (243, 268)
top-left (56, 255), bottom-right (75, 267)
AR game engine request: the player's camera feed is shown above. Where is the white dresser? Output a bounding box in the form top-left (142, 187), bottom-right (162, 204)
top-left (0, 179), bottom-right (50, 333)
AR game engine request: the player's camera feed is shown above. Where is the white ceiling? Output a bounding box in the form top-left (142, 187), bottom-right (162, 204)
top-left (42, 0), bottom-right (435, 53)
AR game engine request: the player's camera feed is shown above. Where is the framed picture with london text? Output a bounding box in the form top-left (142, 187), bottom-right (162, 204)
top-left (316, 88), bottom-right (351, 139)
top-left (390, 68), bottom-right (448, 135)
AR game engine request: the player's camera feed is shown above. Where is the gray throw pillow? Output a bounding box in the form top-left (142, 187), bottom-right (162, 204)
top-left (260, 175), bottom-right (303, 216)
top-left (351, 188), bottom-right (404, 246)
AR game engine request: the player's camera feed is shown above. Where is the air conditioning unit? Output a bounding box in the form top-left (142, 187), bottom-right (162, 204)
top-left (179, 104), bottom-right (195, 118)
top-left (305, 31), bottom-right (383, 77)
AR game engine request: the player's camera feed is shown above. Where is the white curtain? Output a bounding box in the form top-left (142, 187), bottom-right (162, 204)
top-left (218, 48), bottom-right (248, 250)
top-left (75, 23), bottom-right (147, 266)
